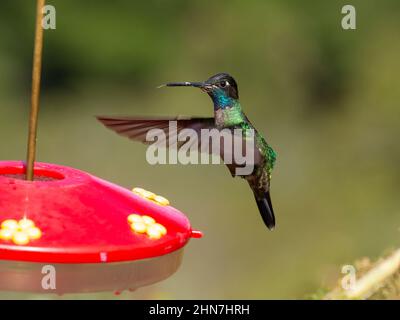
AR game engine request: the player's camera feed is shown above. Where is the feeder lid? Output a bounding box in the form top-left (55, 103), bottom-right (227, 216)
top-left (0, 161), bottom-right (201, 264)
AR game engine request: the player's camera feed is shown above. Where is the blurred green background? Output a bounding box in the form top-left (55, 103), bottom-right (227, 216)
top-left (0, 0), bottom-right (399, 299)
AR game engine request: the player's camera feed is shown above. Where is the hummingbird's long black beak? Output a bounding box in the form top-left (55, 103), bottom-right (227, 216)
top-left (158, 81), bottom-right (213, 91)
top-left (164, 81), bottom-right (206, 88)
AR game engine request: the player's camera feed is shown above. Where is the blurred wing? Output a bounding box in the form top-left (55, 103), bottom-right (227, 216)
top-left (96, 116), bottom-right (215, 149)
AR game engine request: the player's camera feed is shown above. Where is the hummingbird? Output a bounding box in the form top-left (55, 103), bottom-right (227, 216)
top-left (97, 73), bottom-right (277, 230)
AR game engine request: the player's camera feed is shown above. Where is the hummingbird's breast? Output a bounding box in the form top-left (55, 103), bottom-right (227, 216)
top-left (214, 105), bottom-right (244, 128)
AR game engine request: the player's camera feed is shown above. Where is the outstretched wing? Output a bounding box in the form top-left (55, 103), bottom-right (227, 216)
top-left (96, 116), bottom-right (215, 149)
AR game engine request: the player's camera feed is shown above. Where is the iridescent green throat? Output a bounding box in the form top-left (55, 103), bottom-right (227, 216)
top-left (214, 100), bottom-right (244, 127)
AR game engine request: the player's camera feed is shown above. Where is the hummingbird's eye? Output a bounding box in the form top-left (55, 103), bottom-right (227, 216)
top-left (219, 81), bottom-right (229, 88)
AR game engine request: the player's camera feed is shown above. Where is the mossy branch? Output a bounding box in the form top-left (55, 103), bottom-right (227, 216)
top-left (324, 248), bottom-right (400, 300)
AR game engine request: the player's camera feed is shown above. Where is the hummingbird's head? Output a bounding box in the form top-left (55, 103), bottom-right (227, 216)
top-left (163, 73), bottom-right (239, 109)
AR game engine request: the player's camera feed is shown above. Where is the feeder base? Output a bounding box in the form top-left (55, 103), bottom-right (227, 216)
top-left (0, 249), bottom-right (183, 294)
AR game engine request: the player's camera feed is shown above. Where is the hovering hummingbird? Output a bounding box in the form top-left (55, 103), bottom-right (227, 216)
top-left (97, 73), bottom-right (277, 230)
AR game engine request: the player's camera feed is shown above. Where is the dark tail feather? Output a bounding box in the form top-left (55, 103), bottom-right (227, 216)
top-left (254, 191), bottom-right (275, 230)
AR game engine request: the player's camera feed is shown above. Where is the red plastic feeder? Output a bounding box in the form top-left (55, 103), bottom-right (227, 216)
top-left (0, 160), bottom-right (202, 294)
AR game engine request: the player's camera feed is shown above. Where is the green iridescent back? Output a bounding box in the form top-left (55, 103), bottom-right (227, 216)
top-left (256, 134), bottom-right (277, 173)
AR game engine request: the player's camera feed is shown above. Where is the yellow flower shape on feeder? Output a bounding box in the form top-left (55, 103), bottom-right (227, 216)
top-left (127, 214), bottom-right (167, 240)
top-left (132, 187), bottom-right (170, 206)
top-left (0, 218), bottom-right (42, 245)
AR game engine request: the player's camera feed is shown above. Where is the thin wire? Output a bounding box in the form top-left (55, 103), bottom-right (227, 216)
top-left (26, 0), bottom-right (45, 180)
